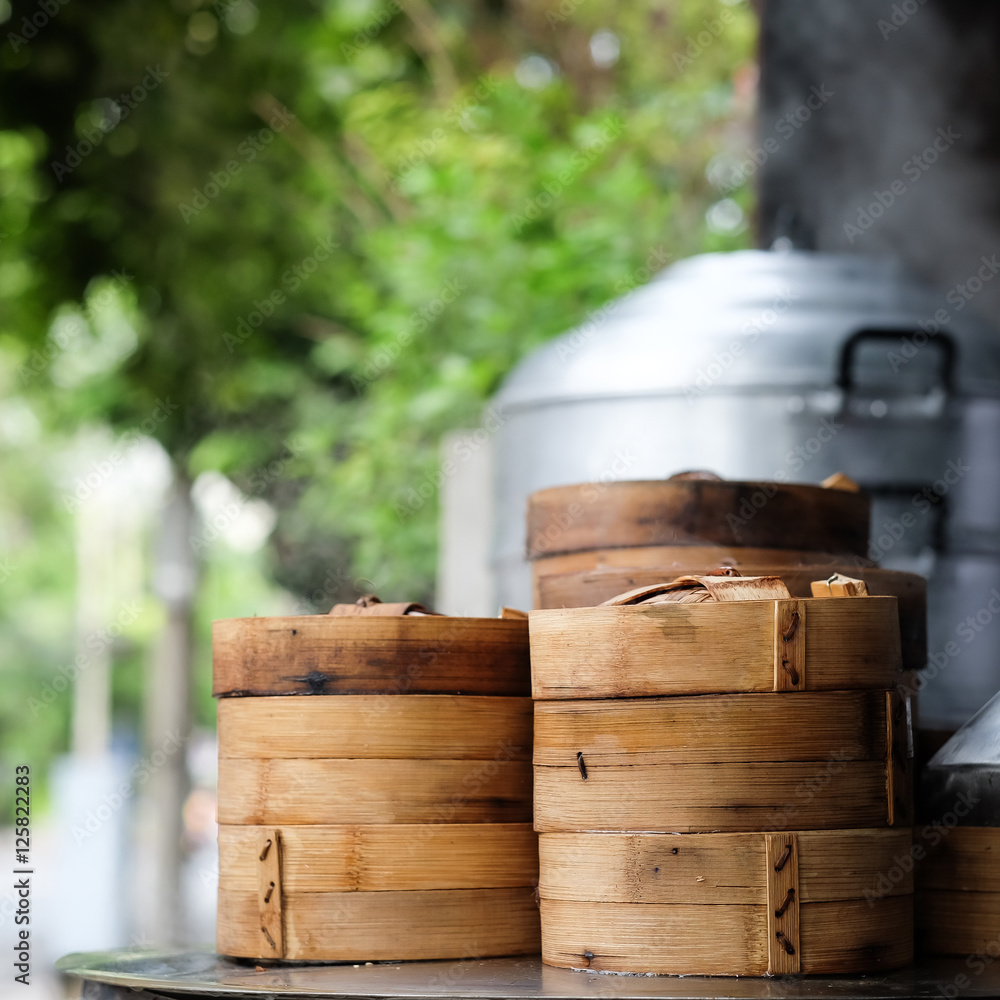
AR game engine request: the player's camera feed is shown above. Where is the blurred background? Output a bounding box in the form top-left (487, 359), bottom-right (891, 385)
top-left (7, 0), bottom-right (1000, 992)
top-left (0, 0), bottom-right (756, 989)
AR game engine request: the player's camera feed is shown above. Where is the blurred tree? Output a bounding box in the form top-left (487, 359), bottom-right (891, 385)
top-left (0, 0), bottom-right (757, 785)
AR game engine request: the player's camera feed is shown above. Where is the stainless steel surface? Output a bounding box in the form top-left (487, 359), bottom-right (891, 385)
top-left (923, 688), bottom-right (1000, 825)
top-left (55, 949), bottom-right (1000, 999)
top-left (491, 249), bottom-right (1000, 727)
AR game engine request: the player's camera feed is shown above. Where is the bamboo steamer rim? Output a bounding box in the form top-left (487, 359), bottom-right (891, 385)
top-left (528, 592), bottom-right (898, 614)
top-left (219, 885), bottom-right (541, 962)
top-left (532, 688), bottom-right (913, 833)
top-left (534, 563), bottom-right (925, 611)
top-left (537, 562), bottom-right (925, 587)
top-left (217, 612), bottom-right (527, 628)
top-left (218, 822), bottom-right (539, 894)
top-left (533, 688), bottom-right (895, 766)
top-left (217, 694), bottom-right (533, 761)
top-left (532, 546), bottom-right (877, 571)
top-left (538, 828), bottom-right (914, 904)
top-left (529, 592), bottom-right (899, 616)
top-left (532, 762), bottom-right (909, 834)
top-left (212, 613), bottom-right (529, 698)
top-left (219, 756), bottom-right (533, 825)
top-left (539, 894), bottom-right (913, 976)
top-left (526, 479), bottom-right (871, 560)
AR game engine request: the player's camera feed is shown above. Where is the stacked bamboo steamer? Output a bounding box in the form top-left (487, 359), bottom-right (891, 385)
top-left (917, 830), bottom-right (1000, 957)
top-left (915, 691), bottom-right (1000, 957)
top-left (530, 575), bottom-right (915, 976)
top-left (528, 473), bottom-right (927, 691)
top-left (213, 598), bottom-right (540, 962)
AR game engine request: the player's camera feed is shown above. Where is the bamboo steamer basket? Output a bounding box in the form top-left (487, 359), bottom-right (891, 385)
top-left (214, 603), bottom-right (539, 962)
top-left (916, 827), bottom-right (1000, 956)
top-left (538, 830), bottom-right (914, 975)
top-left (213, 612), bottom-right (530, 696)
top-left (533, 690), bottom-right (913, 833)
top-left (915, 696), bottom-right (1000, 957)
top-left (526, 477), bottom-right (926, 678)
top-left (529, 595), bottom-right (903, 699)
top-left (530, 582), bottom-right (913, 975)
top-left (534, 560), bottom-right (926, 678)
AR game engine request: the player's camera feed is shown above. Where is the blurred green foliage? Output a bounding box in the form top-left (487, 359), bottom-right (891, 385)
top-left (0, 0), bottom-right (756, 799)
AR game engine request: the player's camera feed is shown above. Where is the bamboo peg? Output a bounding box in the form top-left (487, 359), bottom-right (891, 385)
top-left (766, 834), bottom-right (800, 974)
top-left (257, 829), bottom-right (284, 958)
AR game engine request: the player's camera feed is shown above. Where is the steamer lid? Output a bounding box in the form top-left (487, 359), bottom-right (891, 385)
top-left (497, 250), bottom-right (1000, 410)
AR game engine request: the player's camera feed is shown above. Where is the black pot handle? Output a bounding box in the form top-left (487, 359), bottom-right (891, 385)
top-left (836, 328), bottom-right (956, 392)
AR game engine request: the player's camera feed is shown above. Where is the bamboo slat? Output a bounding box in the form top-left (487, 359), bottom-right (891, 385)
top-left (526, 480), bottom-right (870, 559)
top-left (256, 829), bottom-right (283, 958)
top-left (537, 830), bottom-right (914, 903)
top-left (532, 559), bottom-right (925, 673)
top-left (533, 691), bottom-right (888, 766)
top-left (538, 895), bottom-right (912, 975)
top-left (218, 886), bottom-right (540, 961)
top-left (219, 758), bottom-right (532, 825)
top-left (765, 833), bottom-right (800, 974)
top-left (220, 823), bottom-right (539, 892)
top-left (218, 696), bottom-right (532, 760)
top-left (529, 598), bottom-right (902, 699)
top-left (212, 615), bottom-right (529, 697)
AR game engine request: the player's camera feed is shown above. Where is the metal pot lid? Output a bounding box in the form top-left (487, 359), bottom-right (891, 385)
top-left (922, 688), bottom-right (1000, 826)
top-left (495, 250), bottom-right (1000, 410)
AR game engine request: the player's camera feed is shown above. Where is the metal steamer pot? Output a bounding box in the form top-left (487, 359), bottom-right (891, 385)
top-left (492, 250), bottom-right (1000, 729)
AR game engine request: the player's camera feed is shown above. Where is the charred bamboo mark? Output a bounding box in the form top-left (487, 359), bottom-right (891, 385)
top-left (775, 931), bottom-right (795, 956)
top-left (576, 751), bottom-right (588, 780)
top-left (259, 839), bottom-right (272, 861)
top-left (283, 671), bottom-right (333, 693)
